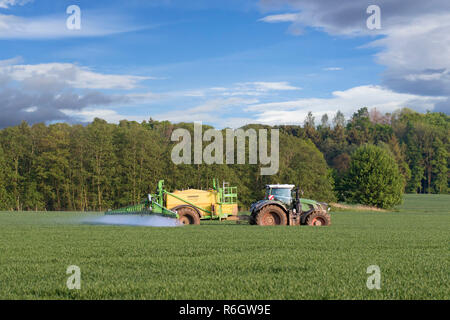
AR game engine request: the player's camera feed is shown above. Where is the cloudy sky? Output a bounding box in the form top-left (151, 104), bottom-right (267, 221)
top-left (0, 0), bottom-right (448, 128)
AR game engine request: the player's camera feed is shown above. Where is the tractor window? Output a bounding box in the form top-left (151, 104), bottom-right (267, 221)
top-left (266, 188), bottom-right (292, 205)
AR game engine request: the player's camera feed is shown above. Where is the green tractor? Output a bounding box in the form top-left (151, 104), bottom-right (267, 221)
top-left (249, 184), bottom-right (331, 226)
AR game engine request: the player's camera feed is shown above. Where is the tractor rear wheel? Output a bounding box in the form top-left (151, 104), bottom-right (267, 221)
top-left (306, 211), bottom-right (331, 226)
top-left (255, 205), bottom-right (287, 226)
top-left (177, 207), bottom-right (201, 225)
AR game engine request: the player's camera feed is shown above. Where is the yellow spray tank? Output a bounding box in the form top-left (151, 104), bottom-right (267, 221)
top-left (165, 179), bottom-right (239, 224)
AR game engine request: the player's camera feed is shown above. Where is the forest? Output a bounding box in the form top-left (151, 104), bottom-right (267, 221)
top-left (0, 107), bottom-right (448, 211)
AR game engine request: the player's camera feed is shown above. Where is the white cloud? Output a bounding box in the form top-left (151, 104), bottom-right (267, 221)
top-left (323, 67), bottom-right (342, 71)
top-left (54, 94), bottom-right (261, 128)
top-left (370, 14), bottom-right (450, 71)
top-left (246, 85), bottom-right (445, 124)
top-left (24, 106), bottom-right (37, 113)
top-left (136, 84), bottom-right (445, 127)
top-left (0, 11), bottom-right (145, 39)
top-left (202, 81), bottom-right (301, 98)
top-left (61, 108), bottom-right (150, 124)
top-left (259, 13), bottom-right (299, 23)
top-left (370, 13), bottom-right (450, 97)
top-left (126, 91), bottom-right (167, 101)
top-left (153, 97), bottom-right (259, 126)
top-left (118, 82), bottom-right (446, 128)
top-left (182, 90), bottom-right (207, 97)
top-left (0, 56), bottom-right (23, 66)
top-left (56, 85), bottom-right (446, 128)
top-left (132, 81), bottom-right (302, 102)
top-left (239, 81), bottom-right (301, 91)
top-left (1, 63), bottom-right (150, 90)
top-left (0, 0), bottom-right (32, 9)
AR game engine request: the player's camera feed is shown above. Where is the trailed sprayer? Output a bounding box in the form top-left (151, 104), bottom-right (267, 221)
top-left (106, 179), bottom-right (239, 225)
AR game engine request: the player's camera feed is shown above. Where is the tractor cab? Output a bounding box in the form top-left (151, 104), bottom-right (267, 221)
top-left (265, 184), bottom-right (295, 206)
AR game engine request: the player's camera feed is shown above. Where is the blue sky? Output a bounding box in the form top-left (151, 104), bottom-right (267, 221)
top-left (0, 0), bottom-right (448, 128)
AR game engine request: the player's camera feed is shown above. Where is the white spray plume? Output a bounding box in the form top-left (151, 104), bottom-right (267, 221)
top-left (82, 215), bottom-right (182, 227)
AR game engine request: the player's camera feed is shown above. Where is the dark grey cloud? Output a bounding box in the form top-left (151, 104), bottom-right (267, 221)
top-left (259, 0), bottom-right (450, 33)
top-left (0, 60), bottom-right (148, 127)
top-left (383, 69), bottom-right (450, 97)
top-left (0, 86), bottom-right (128, 128)
top-left (0, 67), bottom-right (130, 128)
top-left (0, 73), bottom-right (9, 87)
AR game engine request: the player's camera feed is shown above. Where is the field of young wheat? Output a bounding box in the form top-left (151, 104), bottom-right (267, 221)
top-left (0, 194), bottom-right (448, 300)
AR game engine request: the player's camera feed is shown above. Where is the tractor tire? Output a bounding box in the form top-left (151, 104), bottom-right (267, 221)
top-left (306, 211), bottom-right (331, 226)
top-left (177, 206), bottom-right (201, 225)
top-left (255, 205), bottom-right (287, 226)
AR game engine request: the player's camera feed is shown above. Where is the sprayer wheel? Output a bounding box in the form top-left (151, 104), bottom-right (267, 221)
top-left (177, 207), bottom-right (201, 225)
top-left (255, 205), bottom-right (287, 226)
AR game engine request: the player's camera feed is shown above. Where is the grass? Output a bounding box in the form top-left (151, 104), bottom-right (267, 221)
top-left (0, 194), bottom-right (448, 300)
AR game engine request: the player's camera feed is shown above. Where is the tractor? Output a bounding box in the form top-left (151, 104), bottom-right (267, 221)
top-left (106, 180), bottom-right (330, 227)
top-left (249, 184), bottom-right (331, 226)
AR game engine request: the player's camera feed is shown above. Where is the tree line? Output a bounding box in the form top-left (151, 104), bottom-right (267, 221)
top-left (277, 108), bottom-right (448, 199)
top-left (0, 107), bottom-right (448, 211)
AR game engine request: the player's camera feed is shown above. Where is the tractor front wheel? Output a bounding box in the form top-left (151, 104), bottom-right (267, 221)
top-left (177, 207), bottom-right (201, 225)
top-left (306, 211), bottom-right (331, 226)
top-left (255, 205), bottom-right (287, 226)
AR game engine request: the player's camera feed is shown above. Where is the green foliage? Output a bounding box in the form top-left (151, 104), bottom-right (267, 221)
top-left (432, 138), bottom-right (448, 194)
top-left (0, 146), bottom-right (13, 210)
top-left (0, 108), bottom-right (447, 211)
top-left (274, 134), bottom-right (335, 202)
top-left (305, 108), bottom-right (448, 197)
top-left (0, 120), bottom-right (335, 210)
top-left (344, 144), bottom-right (404, 209)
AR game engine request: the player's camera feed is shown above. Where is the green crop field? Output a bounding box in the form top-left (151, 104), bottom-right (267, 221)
top-left (0, 194), bottom-right (448, 300)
